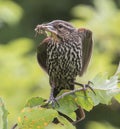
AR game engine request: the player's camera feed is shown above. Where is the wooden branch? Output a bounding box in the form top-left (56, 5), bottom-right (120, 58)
top-left (11, 123), bottom-right (18, 129)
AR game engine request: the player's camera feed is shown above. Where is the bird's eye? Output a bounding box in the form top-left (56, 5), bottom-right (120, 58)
top-left (58, 24), bottom-right (63, 29)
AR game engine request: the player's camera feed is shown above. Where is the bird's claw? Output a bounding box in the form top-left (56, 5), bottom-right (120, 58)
top-left (74, 81), bottom-right (96, 95)
top-left (85, 81), bottom-right (96, 95)
top-left (47, 96), bottom-right (59, 108)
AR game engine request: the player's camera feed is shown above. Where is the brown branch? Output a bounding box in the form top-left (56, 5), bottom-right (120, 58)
top-left (11, 123), bottom-right (18, 129)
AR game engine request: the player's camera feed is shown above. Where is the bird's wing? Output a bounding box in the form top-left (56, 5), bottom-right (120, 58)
top-left (37, 37), bottom-right (51, 73)
top-left (78, 28), bottom-right (93, 76)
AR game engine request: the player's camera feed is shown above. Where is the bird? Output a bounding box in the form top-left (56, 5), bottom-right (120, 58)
top-left (35, 20), bottom-right (93, 124)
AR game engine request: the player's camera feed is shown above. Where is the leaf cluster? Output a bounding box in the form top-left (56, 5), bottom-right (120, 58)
top-left (17, 66), bottom-right (120, 129)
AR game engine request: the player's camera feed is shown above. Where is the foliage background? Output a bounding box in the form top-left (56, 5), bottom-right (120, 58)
top-left (0, 0), bottom-right (120, 128)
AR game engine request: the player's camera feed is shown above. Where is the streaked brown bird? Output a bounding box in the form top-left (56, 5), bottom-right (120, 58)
top-left (35, 20), bottom-right (93, 123)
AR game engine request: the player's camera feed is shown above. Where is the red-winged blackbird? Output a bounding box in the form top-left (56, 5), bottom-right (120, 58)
top-left (35, 20), bottom-right (93, 123)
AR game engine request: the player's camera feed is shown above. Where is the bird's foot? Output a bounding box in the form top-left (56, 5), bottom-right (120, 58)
top-left (47, 95), bottom-right (59, 108)
top-left (85, 81), bottom-right (96, 95)
top-left (74, 81), bottom-right (96, 95)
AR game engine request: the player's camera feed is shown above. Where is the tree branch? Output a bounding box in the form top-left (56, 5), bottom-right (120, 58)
top-left (55, 86), bottom-right (120, 101)
top-left (11, 123), bottom-right (18, 129)
top-left (55, 88), bottom-right (85, 101)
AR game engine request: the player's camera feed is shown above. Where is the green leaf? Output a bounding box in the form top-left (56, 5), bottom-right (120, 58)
top-left (18, 64), bottom-right (120, 129)
top-left (25, 97), bottom-right (45, 107)
top-left (89, 73), bottom-right (120, 105)
top-left (0, 97), bottom-right (8, 129)
top-left (18, 107), bottom-right (58, 129)
top-left (55, 90), bottom-right (78, 121)
top-left (18, 107), bottom-right (75, 129)
top-left (114, 93), bottom-right (120, 103)
top-left (57, 115), bottom-right (75, 129)
top-left (45, 116), bottom-right (75, 129)
top-left (45, 123), bottom-right (66, 129)
top-left (75, 92), bottom-right (94, 111)
top-left (71, 4), bottom-right (95, 20)
top-left (0, 1), bottom-right (23, 25)
top-left (86, 121), bottom-right (119, 129)
top-left (114, 62), bottom-right (120, 76)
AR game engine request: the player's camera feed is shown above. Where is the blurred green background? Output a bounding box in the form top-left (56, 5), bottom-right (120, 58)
top-left (0, 0), bottom-right (120, 129)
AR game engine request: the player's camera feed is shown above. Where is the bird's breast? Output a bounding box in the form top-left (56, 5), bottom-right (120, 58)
top-left (47, 40), bottom-right (82, 80)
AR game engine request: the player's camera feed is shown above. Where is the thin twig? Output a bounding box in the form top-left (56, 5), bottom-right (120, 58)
top-left (55, 86), bottom-right (120, 101)
top-left (11, 123), bottom-right (18, 129)
top-left (55, 88), bottom-right (86, 101)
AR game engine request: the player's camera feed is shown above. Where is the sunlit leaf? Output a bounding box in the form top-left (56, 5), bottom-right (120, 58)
top-left (71, 5), bottom-right (95, 20)
top-left (25, 97), bottom-right (45, 107)
top-left (94, 0), bottom-right (117, 16)
top-left (18, 107), bottom-right (58, 129)
top-left (45, 123), bottom-right (68, 129)
top-left (8, 38), bottom-right (34, 55)
top-left (89, 73), bottom-right (120, 105)
top-left (18, 107), bottom-right (75, 129)
top-left (0, 1), bottom-right (23, 25)
top-left (57, 115), bottom-right (75, 129)
top-left (86, 121), bottom-right (119, 129)
top-left (115, 62), bottom-right (120, 77)
top-left (114, 94), bottom-right (120, 103)
top-left (55, 91), bottom-right (77, 121)
top-left (75, 92), bottom-right (94, 111)
top-left (0, 97), bottom-right (8, 129)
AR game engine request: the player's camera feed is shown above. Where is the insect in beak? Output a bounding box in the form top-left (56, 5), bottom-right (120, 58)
top-left (35, 24), bottom-right (57, 38)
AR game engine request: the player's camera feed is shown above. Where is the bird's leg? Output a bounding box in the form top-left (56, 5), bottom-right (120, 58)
top-left (47, 84), bottom-right (59, 107)
top-left (74, 81), bottom-right (96, 95)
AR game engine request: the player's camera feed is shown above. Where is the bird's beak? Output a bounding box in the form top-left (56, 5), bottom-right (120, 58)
top-left (35, 24), bottom-right (57, 37)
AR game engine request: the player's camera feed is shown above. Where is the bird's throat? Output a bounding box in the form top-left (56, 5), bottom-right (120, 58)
top-left (51, 33), bottom-right (60, 43)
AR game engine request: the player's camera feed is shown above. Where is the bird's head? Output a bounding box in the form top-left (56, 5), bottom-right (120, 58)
top-left (35, 20), bottom-right (75, 42)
